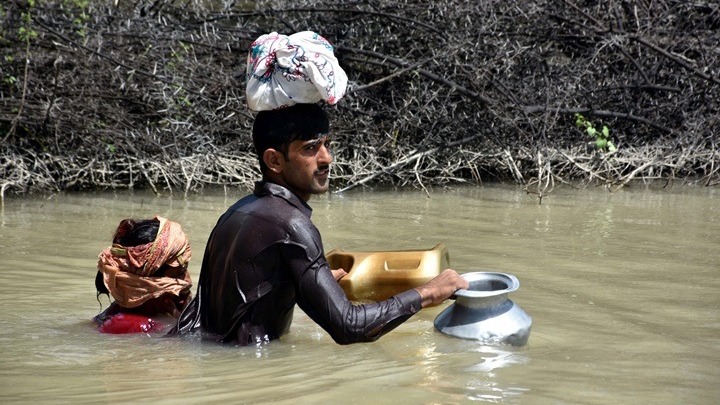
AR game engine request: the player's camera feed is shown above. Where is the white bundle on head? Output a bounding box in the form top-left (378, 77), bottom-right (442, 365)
top-left (245, 31), bottom-right (348, 111)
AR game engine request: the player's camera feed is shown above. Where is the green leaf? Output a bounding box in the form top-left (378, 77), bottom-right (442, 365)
top-left (607, 141), bottom-right (617, 152)
top-left (587, 127), bottom-right (596, 137)
top-left (596, 138), bottom-right (607, 149)
top-left (574, 113), bottom-right (585, 127)
top-left (602, 126), bottom-right (609, 138)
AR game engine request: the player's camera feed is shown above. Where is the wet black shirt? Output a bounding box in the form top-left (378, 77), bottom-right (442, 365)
top-left (170, 181), bottom-right (422, 345)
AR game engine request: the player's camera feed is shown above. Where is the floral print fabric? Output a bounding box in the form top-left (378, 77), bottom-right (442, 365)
top-left (246, 31), bottom-right (348, 111)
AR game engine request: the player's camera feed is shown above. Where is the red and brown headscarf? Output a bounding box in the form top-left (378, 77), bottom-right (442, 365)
top-left (97, 216), bottom-right (193, 309)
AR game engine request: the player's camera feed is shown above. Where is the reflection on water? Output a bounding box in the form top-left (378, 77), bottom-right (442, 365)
top-left (0, 184), bottom-right (719, 404)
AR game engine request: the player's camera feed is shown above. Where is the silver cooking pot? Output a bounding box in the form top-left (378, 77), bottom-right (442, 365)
top-left (434, 271), bottom-right (532, 346)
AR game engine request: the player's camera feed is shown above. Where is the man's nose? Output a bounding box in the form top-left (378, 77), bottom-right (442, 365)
top-left (318, 143), bottom-right (332, 164)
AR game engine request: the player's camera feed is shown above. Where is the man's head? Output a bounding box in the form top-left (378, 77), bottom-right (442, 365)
top-left (252, 103), bottom-right (333, 201)
top-left (252, 103), bottom-right (329, 173)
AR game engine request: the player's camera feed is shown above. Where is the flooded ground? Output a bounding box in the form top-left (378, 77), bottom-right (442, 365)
top-left (0, 183), bottom-right (718, 404)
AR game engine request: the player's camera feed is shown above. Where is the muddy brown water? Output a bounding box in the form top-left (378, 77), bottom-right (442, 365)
top-left (0, 184), bottom-right (718, 404)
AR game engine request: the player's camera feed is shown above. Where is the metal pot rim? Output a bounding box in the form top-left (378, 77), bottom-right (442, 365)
top-left (455, 271), bottom-right (520, 298)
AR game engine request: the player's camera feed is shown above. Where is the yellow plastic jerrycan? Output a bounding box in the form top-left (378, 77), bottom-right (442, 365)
top-left (325, 243), bottom-right (450, 302)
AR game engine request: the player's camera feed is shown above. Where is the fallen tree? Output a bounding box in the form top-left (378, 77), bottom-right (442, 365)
top-left (1, 0), bottom-right (719, 199)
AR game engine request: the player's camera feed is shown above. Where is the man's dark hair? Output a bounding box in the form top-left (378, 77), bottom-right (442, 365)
top-left (252, 103), bottom-right (329, 175)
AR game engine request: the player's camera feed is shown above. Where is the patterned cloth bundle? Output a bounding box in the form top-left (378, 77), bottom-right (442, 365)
top-left (246, 31), bottom-right (348, 111)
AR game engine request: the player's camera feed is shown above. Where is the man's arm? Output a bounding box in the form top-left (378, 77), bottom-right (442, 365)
top-left (286, 244), bottom-right (468, 344)
top-left (285, 241), bottom-right (419, 344)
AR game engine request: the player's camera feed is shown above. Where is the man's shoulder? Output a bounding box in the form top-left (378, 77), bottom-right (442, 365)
top-left (230, 192), bottom-right (314, 229)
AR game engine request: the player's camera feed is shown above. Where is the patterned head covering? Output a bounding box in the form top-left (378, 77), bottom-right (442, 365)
top-left (246, 31), bottom-right (348, 111)
top-left (97, 216), bottom-right (192, 308)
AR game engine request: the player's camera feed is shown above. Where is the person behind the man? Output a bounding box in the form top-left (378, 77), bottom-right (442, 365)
top-left (95, 216), bottom-right (193, 333)
top-left (168, 31), bottom-right (468, 345)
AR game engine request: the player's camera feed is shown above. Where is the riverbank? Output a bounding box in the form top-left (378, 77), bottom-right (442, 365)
top-left (2, 1), bottom-right (718, 197)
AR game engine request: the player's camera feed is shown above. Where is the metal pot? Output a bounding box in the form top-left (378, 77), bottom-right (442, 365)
top-left (434, 272), bottom-right (532, 346)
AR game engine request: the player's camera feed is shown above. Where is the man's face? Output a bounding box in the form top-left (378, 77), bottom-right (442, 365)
top-left (278, 136), bottom-right (333, 201)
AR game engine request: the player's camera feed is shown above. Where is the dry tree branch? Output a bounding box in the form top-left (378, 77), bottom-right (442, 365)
top-left (558, 0), bottom-right (608, 32)
top-left (524, 151), bottom-right (555, 204)
top-left (33, 17), bottom-right (252, 119)
top-left (338, 46), bottom-right (496, 105)
top-left (503, 150), bottom-right (525, 184)
top-left (610, 158), bottom-right (658, 192)
top-left (2, 1), bottom-right (717, 195)
top-left (346, 55), bottom-right (438, 95)
top-left (522, 106), bottom-right (674, 134)
top-left (279, 7), bottom-right (447, 37)
top-left (4, 38), bottom-right (32, 143)
top-left (335, 133), bottom-right (484, 193)
top-left (559, 151), bottom-right (610, 183)
top-left (631, 36), bottom-right (720, 86)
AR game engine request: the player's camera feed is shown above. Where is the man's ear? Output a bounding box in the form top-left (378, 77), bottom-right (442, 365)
top-left (263, 148), bottom-right (284, 174)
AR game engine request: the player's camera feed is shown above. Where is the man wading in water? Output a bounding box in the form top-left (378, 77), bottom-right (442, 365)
top-left (168, 31), bottom-right (467, 345)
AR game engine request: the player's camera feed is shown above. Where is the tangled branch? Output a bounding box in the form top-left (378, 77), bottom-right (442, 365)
top-left (0, 0), bottom-right (718, 199)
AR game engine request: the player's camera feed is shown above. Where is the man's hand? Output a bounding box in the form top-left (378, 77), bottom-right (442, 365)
top-left (331, 268), bottom-right (347, 281)
top-left (414, 269), bottom-right (469, 308)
